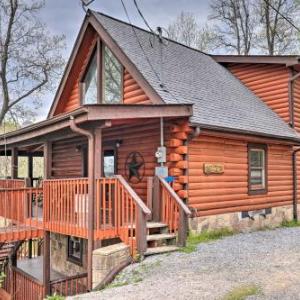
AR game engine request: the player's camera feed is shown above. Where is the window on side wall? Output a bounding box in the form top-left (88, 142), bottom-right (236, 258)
top-left (248, 144), bottom-right (267, 195)
top-left (67, 236), bottom-right (83, 265)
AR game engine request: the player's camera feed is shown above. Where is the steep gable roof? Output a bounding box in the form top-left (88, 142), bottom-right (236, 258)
top-left (92, 11), bottom-right (300, 141)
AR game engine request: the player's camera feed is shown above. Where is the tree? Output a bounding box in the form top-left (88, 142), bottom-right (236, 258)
top-left (209, 0), bottom-right (257, 55)
top-left (167, 11), bottom-right (216, 52)
top-left (0, 0), bottom-right (65, 126)
top-left (256, 0), bottom-right (300, 55)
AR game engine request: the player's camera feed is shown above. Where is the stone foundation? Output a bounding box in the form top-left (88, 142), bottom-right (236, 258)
top-left (51, 233), bottom-right (87, 276)
top-left (92, 243), bottom-right (130, 289)
top-left (189, 205), bottom-right (295, 234)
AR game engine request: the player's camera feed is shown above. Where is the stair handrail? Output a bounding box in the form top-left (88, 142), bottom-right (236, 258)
top-left (155, 176), bottom-right (191, 247)
top-left (157, 176), bottom-right (191, 216)
top-left (115, 175), bottom-right (151, 215)
top-left (115, 175), bottom-right (150, 255)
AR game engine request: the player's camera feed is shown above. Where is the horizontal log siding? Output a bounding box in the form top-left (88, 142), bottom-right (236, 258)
top-left (228, 63), bottom-right (290, 123)
top-left (188, 134), bottom-right (293, 217)
top-left (51, 137), bottom-right (87, 178)
top-left (103, 120), bottom-right (161, 200)
top-left (123, 69), bottom-right (151, 104)
top-left (54, 26), bottom-right (97, 115)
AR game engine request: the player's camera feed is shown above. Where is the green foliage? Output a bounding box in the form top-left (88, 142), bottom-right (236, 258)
top-left (222, 284), bottom-right (262, 300)
top-left (181, 228), bottom-right (235, 253)
top-left (0, 271), bottom-right (6, 288)
top-left (281, 219), bottom-right (300, 228)
top-left (45, 294), bottom-right (65, 300)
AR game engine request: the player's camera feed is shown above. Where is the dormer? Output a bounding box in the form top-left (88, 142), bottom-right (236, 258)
top-left (213, 55), bottom-right (300, 133)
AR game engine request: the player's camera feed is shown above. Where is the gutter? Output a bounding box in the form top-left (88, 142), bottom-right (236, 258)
top-left (69, 116), bottom-right (95, 291)
top-left (292, 148), bottom-right (300, 221)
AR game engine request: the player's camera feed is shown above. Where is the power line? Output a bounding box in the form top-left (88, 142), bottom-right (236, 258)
top-left (133, 0), bottom-right (154, 33)
top-left (262, 0), bottom-right (300, 32)
top-left (119, 0), bottom-right (161, 83)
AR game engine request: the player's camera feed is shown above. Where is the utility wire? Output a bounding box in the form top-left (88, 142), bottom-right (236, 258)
top-left (133, 0), bottom-right (154, 33)
top-left (262, 0), bottom-right (300, 32)
top-left (120, 0), bottom-right (161, 83)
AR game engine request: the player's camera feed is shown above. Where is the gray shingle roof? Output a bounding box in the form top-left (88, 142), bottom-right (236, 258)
top-left (93, 11), bottom-right (300, 141)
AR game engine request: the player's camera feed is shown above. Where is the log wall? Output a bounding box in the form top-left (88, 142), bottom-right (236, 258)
top-left (51, 137), bottom-right (87, 178)
top-left (188, 134), bottom-right (293, 217)
top-left (227, 63), bottom-right (290, 123)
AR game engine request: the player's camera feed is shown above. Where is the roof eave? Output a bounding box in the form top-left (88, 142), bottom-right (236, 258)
top-left (189, 122), bottom-right (300, 145)
top-left (213, 55), bottom-right (300, 67)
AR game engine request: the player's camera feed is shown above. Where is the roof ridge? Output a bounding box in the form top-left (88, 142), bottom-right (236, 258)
top-left (90, 10), bottom-right (212, 57)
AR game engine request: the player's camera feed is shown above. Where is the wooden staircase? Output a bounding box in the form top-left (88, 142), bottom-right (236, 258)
top-left (144, 222), bottom-right (179, 256)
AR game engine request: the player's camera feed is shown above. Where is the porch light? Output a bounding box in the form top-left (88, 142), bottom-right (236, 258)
top-left (116, 139), bottom-right (123, 148)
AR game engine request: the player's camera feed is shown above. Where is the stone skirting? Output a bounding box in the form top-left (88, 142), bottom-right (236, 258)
top-left (92, 243), bottom-right (130, 289)
top-left (51, 233), bottom-right (87, 276)
top-left (189, 205), bottom-right (296, 233)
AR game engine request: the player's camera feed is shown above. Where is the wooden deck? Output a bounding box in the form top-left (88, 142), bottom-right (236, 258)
top-left (17, 256), bottom-right (64, 281)
top-left (0, 224), bottom-right (43, 242)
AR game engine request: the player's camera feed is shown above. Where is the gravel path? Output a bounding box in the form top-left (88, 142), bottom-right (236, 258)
top-left (71, 227), bottom-right (300, 300)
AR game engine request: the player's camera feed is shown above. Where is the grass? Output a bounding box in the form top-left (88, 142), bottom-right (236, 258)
top-left (281, 219), bottom-right (300, 228)
top-left (181, 228), bottom-right (235, 253)
top-left (222, 284), bottom-right (262, 300)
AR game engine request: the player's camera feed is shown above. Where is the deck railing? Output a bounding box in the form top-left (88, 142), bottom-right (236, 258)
top-left (0, 179), bottom-right (25, 190)
top-left (1, 176), bottom-right (151, 254)
top-left (43, 178), bottom-right (89, 238)
top-left (3, 266), bottom-right (44, 300)
top-left (0, 188), bottom-right (43, 242)
top-left (50, 273), bottom-right (88, 297)
top-left (154, 176), bottom-right (191, 246)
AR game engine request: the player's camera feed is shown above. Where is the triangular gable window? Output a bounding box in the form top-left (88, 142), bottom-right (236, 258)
top-left (81, 41), bottom-right (123, 105)
top-left (82, 50), bottom-right (97, 104)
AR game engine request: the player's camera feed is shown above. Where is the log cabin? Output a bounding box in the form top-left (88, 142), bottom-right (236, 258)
top-left (0, 10), bottom-right (300, 299)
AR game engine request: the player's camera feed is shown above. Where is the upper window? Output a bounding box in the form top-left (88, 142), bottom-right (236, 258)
top-left (103, 46), bottom-right (122, 104)
top-left (248, 144), bottom-right (267, 194)
top-left (81, 42), bottom-right (123, 105)
top-left (82, 51), bottom-right (98, 104)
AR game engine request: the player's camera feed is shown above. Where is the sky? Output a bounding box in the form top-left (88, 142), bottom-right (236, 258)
top-left (35, 0), bottom-right (211, 119)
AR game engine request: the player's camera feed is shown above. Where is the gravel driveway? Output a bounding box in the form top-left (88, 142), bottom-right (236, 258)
top-left (71, 227), bottom-right (300, 300)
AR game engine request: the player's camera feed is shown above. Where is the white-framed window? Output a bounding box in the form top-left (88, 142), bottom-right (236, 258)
top-left (248, 144), bottom-right (267, 194)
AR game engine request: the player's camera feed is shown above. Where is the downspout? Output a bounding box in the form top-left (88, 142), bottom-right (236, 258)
top-left (288, 67), bottom-right (300, 222)
top-left (293, 148), bottom-right (300, 222)
top-left (69, 116), bottom-right (95, 291)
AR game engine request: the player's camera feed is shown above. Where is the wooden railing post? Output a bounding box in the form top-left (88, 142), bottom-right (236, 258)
top-left (152, 176), bottom-right (160, 222)
top-left (43, 231), bottom-right (50, 297)
top-left (136, 208), bottom-right (147, 256)
top-left (178, 209), bottom-right (188, 247)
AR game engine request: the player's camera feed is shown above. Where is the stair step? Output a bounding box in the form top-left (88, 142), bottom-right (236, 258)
top-left (147, 233), bottom-right (176, 241)
top-left (146, 222), bottom-right (168, 229)
top-left (129, 222), bottom-right (168, 229)
top-left (145, 245), bottom-right (179, 256)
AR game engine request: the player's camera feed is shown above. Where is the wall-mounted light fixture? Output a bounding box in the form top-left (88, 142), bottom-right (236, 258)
top-left (116, 139), bottom-right (123, 148)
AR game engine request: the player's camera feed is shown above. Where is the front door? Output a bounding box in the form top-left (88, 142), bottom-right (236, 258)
top-left (103, 148), bottom-right (117, 177)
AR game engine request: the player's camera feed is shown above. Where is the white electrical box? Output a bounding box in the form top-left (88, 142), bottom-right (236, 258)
top-left (155, 166), bottom-right (168, 177)
top-left (155, 146), bottom-right (167, 163)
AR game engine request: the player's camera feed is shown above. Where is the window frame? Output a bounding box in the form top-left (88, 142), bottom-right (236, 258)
top-left (80, 38), bottom-right (123, 105)
top-left (67, 236), bottom-right (83, 266)
top-left (248, 143), bottom-right (268, 195)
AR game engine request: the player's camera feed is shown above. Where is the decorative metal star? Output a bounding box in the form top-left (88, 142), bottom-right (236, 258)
top-left (125, 152), bottom-right (145, 182)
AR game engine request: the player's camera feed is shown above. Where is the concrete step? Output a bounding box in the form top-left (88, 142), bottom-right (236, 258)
top-left (146, 233), bottom-right (176, 242)
top-left (145, 245), bottom-right (179, 256)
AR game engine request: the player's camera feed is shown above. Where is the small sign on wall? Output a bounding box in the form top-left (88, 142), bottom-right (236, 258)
top-left (203, 163), bottom-right (224, 175)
